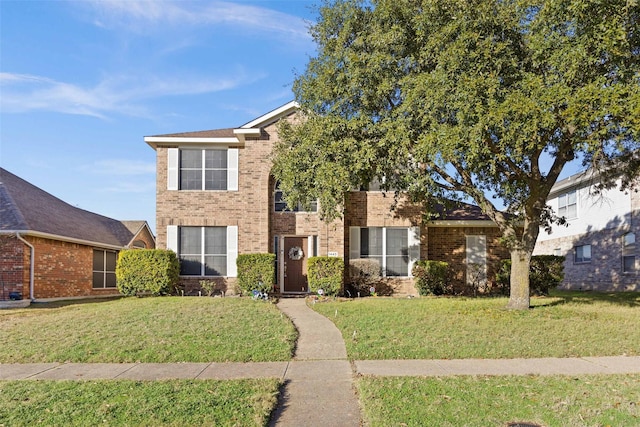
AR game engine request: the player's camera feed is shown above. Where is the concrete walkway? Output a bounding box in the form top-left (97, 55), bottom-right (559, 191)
top-left (2, 298), bottom-right (640, 426)
top-left (269, 298), bottom-right (361, 427)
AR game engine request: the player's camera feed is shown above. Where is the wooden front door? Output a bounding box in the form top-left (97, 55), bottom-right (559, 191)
top-left (283, 237), bottom-right (308, 293)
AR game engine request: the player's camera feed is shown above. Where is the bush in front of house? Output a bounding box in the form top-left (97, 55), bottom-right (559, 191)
top-left (308, 256), bottom-right (344, 296)
top-left (236, 253), bottom-right (276, 295)
top-left (116, 249), bottom-right (180, 296)
top-left (347, 258), bottom-right (381, 296)
top-left (412, 260), bottom-right (451, 296)
top-left (496, 255), bottom-right (565, 296)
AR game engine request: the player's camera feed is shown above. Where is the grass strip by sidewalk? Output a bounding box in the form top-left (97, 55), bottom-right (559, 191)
top-left (357, 374), bottom-right (640, 427)
top-left (312, 291), bottom-right (640, 360)
top-left (0, 378), bottom-right (280, 427)
top-left (0, 297), bottom-right (296, 363)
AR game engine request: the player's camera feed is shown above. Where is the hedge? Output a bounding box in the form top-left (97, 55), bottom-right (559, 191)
top-left (412, 260), bottom-right (450, 296)
top-left (236, 253), bottom-right (276, 295)
top-left (116, 249), bottom-right (180, 296)
top-left (308, 257), bottom-right (344, 296)
top-left (496, 255), bottom-right (565, 296)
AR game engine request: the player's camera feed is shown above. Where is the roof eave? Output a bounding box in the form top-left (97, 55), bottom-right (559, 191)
top-left (144, 136), bottom-right (241, 150)
top-left (0, 230), bottom-right (126, 250)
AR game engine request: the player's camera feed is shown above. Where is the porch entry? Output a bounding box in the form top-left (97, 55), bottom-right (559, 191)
top-left (283, 237), bottom-right (309, 293)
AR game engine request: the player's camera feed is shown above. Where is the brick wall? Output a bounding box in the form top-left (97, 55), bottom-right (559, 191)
top-left (33, 237), bottom-right (121, 299)
top-left (427, 226), bottom-right (509, 294)
top-left (0, 236), bottom-right (25, 300)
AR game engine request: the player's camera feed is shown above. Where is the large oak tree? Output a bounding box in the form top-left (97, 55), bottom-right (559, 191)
top-left (272, 0), bottom-right (640, 309)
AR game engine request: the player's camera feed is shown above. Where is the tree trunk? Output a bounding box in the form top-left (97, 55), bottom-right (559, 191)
top-left (507, 248), bottom-right (531, 310)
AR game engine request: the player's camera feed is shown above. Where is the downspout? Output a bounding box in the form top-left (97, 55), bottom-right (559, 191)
top-left (16, 233), bottom-right (35, 301)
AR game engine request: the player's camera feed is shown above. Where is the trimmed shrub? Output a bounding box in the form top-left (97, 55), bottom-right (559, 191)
top-left (308, 256), bottom-right (344, 296)
top-left (347, 258), bottom-right (381, 296)
top-left (496, 255), bottom-right (565, 296)
top-left (412, 260), bottom-right (450, 296)
top-left (116, 249), bottom-right (180, 296)
top-left (236, 253), bottom-right (276, 295)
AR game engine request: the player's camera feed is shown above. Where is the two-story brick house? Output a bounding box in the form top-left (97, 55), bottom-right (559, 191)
top-left (146, 102), bottom-right (511, 296)
top-left (534, 170), bottom-right (640, 291)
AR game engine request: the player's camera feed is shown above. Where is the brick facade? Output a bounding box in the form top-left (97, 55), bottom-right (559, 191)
top-left (0, 236), bottom-right (25, 300)
top-left (151, 105), bottom-right (509, 296)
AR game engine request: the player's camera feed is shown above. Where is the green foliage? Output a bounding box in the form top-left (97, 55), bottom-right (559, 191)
top-left (272, 0), bottom-right (640, 308)
top-left (115, 249), bottom-right (179, 296)
top-left (497, 255), bottom-right (565, 296)
top-left (236, 253), bottom-right (276, 295)
top-left (347, 258), bottom-right (381, 296)
top-left (307, 256), bottom-right (344, 296)
top-left (199, 280), bottom-right (217, 296)
top-left (411, 260), bottom-right (451, 296)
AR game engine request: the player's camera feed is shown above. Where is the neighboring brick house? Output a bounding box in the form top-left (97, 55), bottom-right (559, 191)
top-left (0, 168), bottom-right (155, 304)
top-left (534, 170), bottom-right (640, 291)
top-left (145, 102), bottom-right (511, 296)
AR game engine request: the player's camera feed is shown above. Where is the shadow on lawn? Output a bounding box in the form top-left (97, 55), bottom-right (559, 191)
top-left (28, 296), bottom-right (123, 310)
top-left (533, 290), bottom-right (640, 308)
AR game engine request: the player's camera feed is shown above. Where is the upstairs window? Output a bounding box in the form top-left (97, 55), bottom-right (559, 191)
top-left (574, 244), bottom-right (591, 263)
top-left (180, 149), bottom-right (227, 190)
top-left (167, 148), bottom-right (238, 191)
top-left (623, 232), bottom-right (636, 272)
top-left (558, 190), bottom-right (577, 219)
top-left (274, 181), bottom-right (318, 212)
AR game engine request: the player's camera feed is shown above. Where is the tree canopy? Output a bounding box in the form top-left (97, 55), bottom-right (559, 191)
top-left (272, 0), bottom-right (640, 309)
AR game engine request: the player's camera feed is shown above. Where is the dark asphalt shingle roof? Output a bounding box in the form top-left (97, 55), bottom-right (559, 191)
top-left (148, 128), bottom-right (236, 138)
top-left (0, 168), bottom-right (141, 247)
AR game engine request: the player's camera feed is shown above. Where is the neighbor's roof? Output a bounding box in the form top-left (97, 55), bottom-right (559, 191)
top-left (0, 168), bottom-right (150, 248)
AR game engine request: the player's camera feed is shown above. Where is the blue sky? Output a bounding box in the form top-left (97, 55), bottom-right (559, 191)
top-left (1, 0), bottom-right (317, 233)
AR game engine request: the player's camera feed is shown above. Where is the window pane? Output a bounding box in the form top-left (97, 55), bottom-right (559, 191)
top-left (575, 245), bottom-right (591, 263)
top-left (386, 255), bottom-right (409, 276)
top-left (105, 272), bottom-right (117, 288)
top-left (567, 190), bottom-right (576, 204)
top-left (205, 150), bottom-right (227, 168)
top-left (180, 227), bottom-right (201, 255)
top-left (566, 203), bottom-right (577, 219)
top-left (361, 228), bottom-right (382, 257)
top-left (204, 227), bottom-right (227, 254)
top-left (105, 252), bottom-right (117, 271)
top-left (181, 150), bottom-right (201, 168)
top-left (180, 170), bottom-right (202, 190)
top-left (204, 170), bottom-right (227, 190)
top-left (180, 256), bottom-right (202, 275)
top-left (625, 233), bottom-right (636, 247)
top-left (93, 272), bottom-right (104, 288)
top-left (624, 255), bottom-right (635, 272)
top-left (93, 250), bottom-right (104, 270)
top-left (205, 255), bottom-right (227, 276)
top-left (386, 229), bottom-right (408, 256)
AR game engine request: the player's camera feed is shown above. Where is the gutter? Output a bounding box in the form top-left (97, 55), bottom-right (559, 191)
top-left (15, 233), bottom-right (35, 301)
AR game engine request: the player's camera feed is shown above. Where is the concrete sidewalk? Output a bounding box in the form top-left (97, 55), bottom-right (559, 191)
top-left (2, 356), bottom-right (640, 381)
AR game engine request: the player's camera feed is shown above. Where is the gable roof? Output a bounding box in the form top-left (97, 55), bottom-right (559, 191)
top-left (0, 168), bottom-right (152, 249)
top-left (144, 101), bottom-right (298, 149)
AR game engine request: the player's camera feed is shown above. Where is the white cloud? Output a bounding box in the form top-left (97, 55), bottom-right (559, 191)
top-left (87, 0), bottom-right (311, 39)
top-left (0, 70), bottom-right (258, 119)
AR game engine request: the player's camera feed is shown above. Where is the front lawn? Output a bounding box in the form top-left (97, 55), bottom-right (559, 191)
top-left (0, 378), bottom-right (280, 426)
top-left (357, 374), bottom-right (640, 427)
top-left (0, 297), bottom-right (296, 363)
top-left (311, 291), bottom-right (640, 359)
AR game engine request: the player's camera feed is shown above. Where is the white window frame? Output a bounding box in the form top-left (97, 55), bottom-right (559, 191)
top-left (166, 225), bottom-right (237, 277)
top-left (574, 244), bottom-right (592, 263)
top-left (558, 190), bottom-right (577, 219)
top-left (167, 147), bottom-right (238, 192)
top-left (349, 226), bottom-right (420, 277)
top-left (623, 232), bottom-right (635, 273)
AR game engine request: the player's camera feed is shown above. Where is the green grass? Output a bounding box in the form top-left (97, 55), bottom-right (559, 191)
top-left (312, 291), bottom-right (640, 359)
top-left (0, 378), bottom-right (280, 426)
top-left (0, 297), bottom-right (296, 363)
top-left (357, 374), bottom-right (640, 427)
